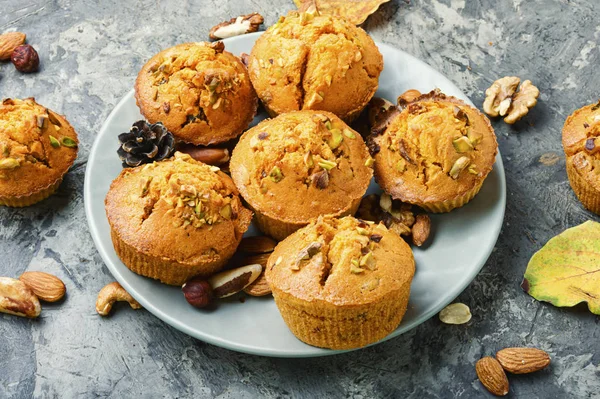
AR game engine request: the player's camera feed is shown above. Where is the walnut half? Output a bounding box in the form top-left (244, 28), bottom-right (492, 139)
top-left (503, 80), bottom-right (540, 124)
top-left (483, 76), bottom-right (520, 118)
top-left (483, 77), bottom-right (539, 124)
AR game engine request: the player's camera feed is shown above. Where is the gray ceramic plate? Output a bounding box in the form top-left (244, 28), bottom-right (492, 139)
top-left (84, 32), bottom-right (506, 357)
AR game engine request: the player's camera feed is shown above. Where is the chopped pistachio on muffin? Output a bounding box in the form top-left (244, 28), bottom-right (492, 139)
top-left (105, 152), bottom-right (252, 285)
top-left (135, 42), bottom-right (257, 145)
top-left (230, 110), bottom-right (373, 240)
top-left (0, 98), bottom-right (78, 207)
top-left (266, 215), bottom-right (415, 350)
top-left (248, 11), bottom-right (383, 122)
top-left (370, 90), bottom-right (498, 213)
top-left (562, 100), bottom-right (600, 214)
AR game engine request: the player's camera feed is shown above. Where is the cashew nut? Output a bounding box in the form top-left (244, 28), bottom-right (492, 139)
top-left (96, 282), bottom-right (142, 316)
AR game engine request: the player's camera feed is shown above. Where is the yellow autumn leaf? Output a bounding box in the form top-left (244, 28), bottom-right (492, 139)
top-left (293, 0), bottom-right (391, 25)
top-left (522, 220), bottom-right (600, 314)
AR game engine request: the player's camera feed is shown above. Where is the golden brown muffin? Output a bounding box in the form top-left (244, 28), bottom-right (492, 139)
top-left (370, 90), bottom-right (498, 213)
top-left (266, 215), bottom-right (415, 350)
top-left (0, 98), bottom-right (78, 207)
top-left (248, 11), bottom-right (383, 122)
top-left (135, 42), bottom-right (257, 146)
top-left (105, 152), bottom-right (252, 285)
top-left (229, 110), bottom-right (373, 240)
top-left (562, 100), bottom-right (600, 214)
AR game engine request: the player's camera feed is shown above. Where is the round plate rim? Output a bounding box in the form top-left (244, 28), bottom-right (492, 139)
top-left (84, 32), bottom-right (506, 358)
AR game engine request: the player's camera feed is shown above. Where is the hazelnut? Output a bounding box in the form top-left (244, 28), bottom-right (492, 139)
top-left (182, 278), bottom-right (213, 308)
top-left (11, 44), bottom-right (39, 73)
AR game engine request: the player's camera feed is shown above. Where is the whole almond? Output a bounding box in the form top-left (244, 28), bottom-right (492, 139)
top-left (243, 267), bottom-right (271, 296)
top-left (0, 277), bottom-right (41, 318)
top-left (496, 347), bottom-right (550, 374)
top-left (238, 236), bottom-right (277, 254)
top-left (412, 214), bottom-right (431, 247)
top-left (0, 32), bottom-right (26, 61)
top-left (177, 145), bottom-right (230, 165)
top-left (19, 271), bottom-right (66, 302)
top-left (245, 253), bottom-right (271, 267)
top-left (476, 357), bottom-right (509, 396)
top-left (397, 89), bottom-right (422, 104)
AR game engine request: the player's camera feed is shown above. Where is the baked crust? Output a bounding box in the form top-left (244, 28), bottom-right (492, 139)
top-left (248, 11), bottom-right (383, 122)
top-left (266, 216), bottom-right (415, 349)
top-left (562, 100), bottom-right (600, 213)
top-left (0, 98), bottom-right (78, 206)
top-left (135, 42), bottom-right (257, 145)
top-left (105, 152), bottom-right (252, 285)
top-left (229, 110), bottom-right (372, 240)
top-left (370, 90), bottom-right (498, 212)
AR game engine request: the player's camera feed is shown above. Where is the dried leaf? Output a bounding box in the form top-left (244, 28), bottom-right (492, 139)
top-left (294, 0), bottom-right (391, 25)
top-left (522, 221), bottom-right (600, 315)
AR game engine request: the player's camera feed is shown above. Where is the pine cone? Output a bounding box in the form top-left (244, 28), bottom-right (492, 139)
top-left (117, 121), bottom-right (175, 167)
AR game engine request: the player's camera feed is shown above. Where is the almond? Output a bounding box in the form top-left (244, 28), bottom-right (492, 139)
top-left (244, 253), bottom-right (271, 267)
top-left (238, 236), bottom-right (277, 254)
top-left (412, 214), bottom-right (431, 247)
top-left (0, 32), bottom-right (26, 61)
top-left (19, 271), bottom-right (66, 302)
top-left (475, 357), bottom-right (509, 396)
top-left (496, 347), bottom-right (550, 374)
top-left (177, 145), bottom-right (230, 165)
top-left (397, 89), bottom-right (422, 104)
top-left (243, 266), bottom-right (271, 296)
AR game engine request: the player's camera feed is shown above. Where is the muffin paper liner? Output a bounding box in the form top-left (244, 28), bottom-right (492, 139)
top-left (110, 228), bottom-right (230, 286)
top-left (0, 178), bottom-right (62, 207)
top-left (566, 159), bottom-right (600, 215)
top-left (271, 286), bottom-right (409, 350)
top-left (417, 180), bottom-right (485, 213)
top-left (253, 197), bottom-right (362, 241)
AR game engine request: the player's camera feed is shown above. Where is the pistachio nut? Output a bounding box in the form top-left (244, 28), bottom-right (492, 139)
top-left (452, 136), bottom-right (474, 153)
top-left (450, 156), bottom-right (471, 179)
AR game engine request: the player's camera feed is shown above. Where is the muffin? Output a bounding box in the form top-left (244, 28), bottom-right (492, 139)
top-left (135, 42), bottom-right (257, 146)
top-left (0, 98), bottom-right (78, 207)
top-left (562, 100), bottom-right (600, 214)
top-left (229, 110), bottom-right (373, 240)
top-left (370, 90), bottom-right (498, 213)
top-left (248, 11), bottom-right (383, 122)
top-left (105, 152), bottom-right (252, 285)
top-left (266, 215), bottom-right (415, 350)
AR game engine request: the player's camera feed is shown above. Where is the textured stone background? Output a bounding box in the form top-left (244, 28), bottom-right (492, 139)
top-left (1, 0), bottom-right (599, 398)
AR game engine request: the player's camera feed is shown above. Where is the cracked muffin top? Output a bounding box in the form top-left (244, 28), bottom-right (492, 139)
top-left (370, 90), bottom-right (497, 210)
top-left (562, 100), bottom-right (600, 190)
top-left (105, 152), bottom-right (252, 266)
top-left (135, 42), bottom-right (257, 145)
top-left (0, 98), bottom-right (78, 199)
top-left (266, 215), bottom-right (415, 305)
top-left (248, 11), bottom-right (383, 122)
top-left (229, 111), bottom-right (372, 224)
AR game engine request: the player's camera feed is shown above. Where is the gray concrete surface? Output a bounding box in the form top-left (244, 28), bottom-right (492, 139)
top-left (1, 0), bottom-right (599, 397)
